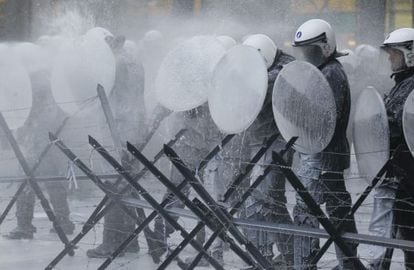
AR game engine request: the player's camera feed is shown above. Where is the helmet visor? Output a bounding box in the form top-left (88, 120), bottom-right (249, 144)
top-left (382, 46), bottom-right (407, 72)
top-left (295, 45), bottom-right (325, 67)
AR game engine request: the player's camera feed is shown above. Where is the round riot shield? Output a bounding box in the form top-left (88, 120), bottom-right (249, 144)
top-left (272, 60), bottom-right (336, 154)
top-left (0, 45), bottom-right (32, 129)
top-left (51, 31), bottom-right (115, 114)
top-left (353, 87), bottom-right (389, 182)
top-left (155, 36), bottom-right (226, 112)
top-left (209, 45), bottom-right (268, 134)
top-left (403, 90), bottom-right (414, 157)
top-left (11, 42), bottom-right (48, 73)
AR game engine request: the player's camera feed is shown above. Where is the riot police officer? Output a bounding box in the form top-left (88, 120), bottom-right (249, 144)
top-left (368, 27), bottom-right (414, 270)
top-left (292, 19), bottom-right (358, 270)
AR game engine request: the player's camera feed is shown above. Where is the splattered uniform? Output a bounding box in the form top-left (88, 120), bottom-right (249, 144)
top-left (10, 70), bottom-right (74, 238)
top-left (87, 43), bottom-right (146, 257)
top-left (369, 69), bottom-right (414, 270)
top-left (244, 50), bottom-right (295, 263)
top-left (294, 58), bottom-right (358, 270)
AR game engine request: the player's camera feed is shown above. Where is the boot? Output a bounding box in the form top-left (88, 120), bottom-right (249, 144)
top-left (86, 228), bottom-right (139, 258)
top-left (87, 220), bottom-right (126, 259)
top-left (87, 242), bottom-right (126, 258)
top-left (7, 187), bottom-right (36, 240)
top-left (164, 219), bottom-right (176, 238)
top-left (4, 225), bottom-right (36, 240)
top-left (50, 217), bottom-right (75, 235)
top-left (87, 203), bottom-right (139, 258)
top-left (46, 179), bottom-right (73, 234)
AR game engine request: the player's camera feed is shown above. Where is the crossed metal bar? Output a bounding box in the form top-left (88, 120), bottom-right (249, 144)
top-left (131, 134), bottom-right (281, 270)
top-left (12, 81), bottom-right (402, 265)
top-left (49, 127), bottom-right (412, 270)
top-left (271, 150), bottom-right (367, 270)
top-left (88, 135), bottom-right (226, 270)
top-left (121, 196), bottom-right (414, 252)
top-left (96, 85), bottom-right (164, 259)
top-left (309, 145), bottom-right (404, 266)
top-left (125, 142), bottom-right (262, 270)
top-left (47, 131), bottom-right (233, 270)
top-left (162, 144), bottom-right (274, 269)
top-left (45, 129), bottom-right (185, 269)
top-left (103, 133), bottom-right (282, 269)
top-left (0, 116), bottom-right (70, 226)
top-left (48, 132), bottom-right (179, 269)
top-left (127, 138), bottom-right (410, 270)
top-left (46, 85), bottom-right (178, 268)
top-left (159, 133), bottom-right (287, 269)
top-left (49, 123), bottom-right (234, 270)
top-left (89, 131), bottom-right (236, 269)
top-left (185, 136), bottom-right (298, 270)
top-left (0, 113), bottom-right (75, 256)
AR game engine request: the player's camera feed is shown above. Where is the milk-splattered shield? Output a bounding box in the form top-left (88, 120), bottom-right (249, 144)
top-left (51, 31), bottom-right (115, 114)
top-left (155, 36), bottom-right (226, 111)
top-left (209, 45), bottom-right (268, 134)
top-left (353, 87), bottom-right (389, 182)
top-left (403, 90), bottom-right (414, 158)
top-left (0, 45), bottom-right (32, 129)
top-left (272, 60), bottom-right (336, 154)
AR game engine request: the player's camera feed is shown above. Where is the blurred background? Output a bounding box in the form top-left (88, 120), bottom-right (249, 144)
top-left (0, 0), bottom-right (412, 51)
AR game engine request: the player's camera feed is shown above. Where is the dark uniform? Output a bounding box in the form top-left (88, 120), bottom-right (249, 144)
top-left (6, 70), bottom-right (74, 239)
top-left (368, 69), bottom-right (414, 270)
top-left (153, 104), bottom-right (219, 249)
top-left (294, 57), bottom-right (358, 269)
top-left (86, 41), bottom-right (146, 258)
top-left (244, 50), bottom-right (295, 265)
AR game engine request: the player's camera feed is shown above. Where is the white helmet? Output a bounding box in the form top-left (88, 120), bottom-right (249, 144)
top-left (216, 35), bottom-right (237, 50)
top-left (243, 34), bottom-right (277, 69)
top-left (293, 19), bottom-right (337, 58)
top-left (355, 44), bottom-right (379, 60)
top-left (144, 30), bottom-right (163, 43)
top-left (382, 28), bottom-right (414, 68)
top-left (85, 27), bottom-right (114, 41)
top-left (124, 40), bottom-right (139, 58)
